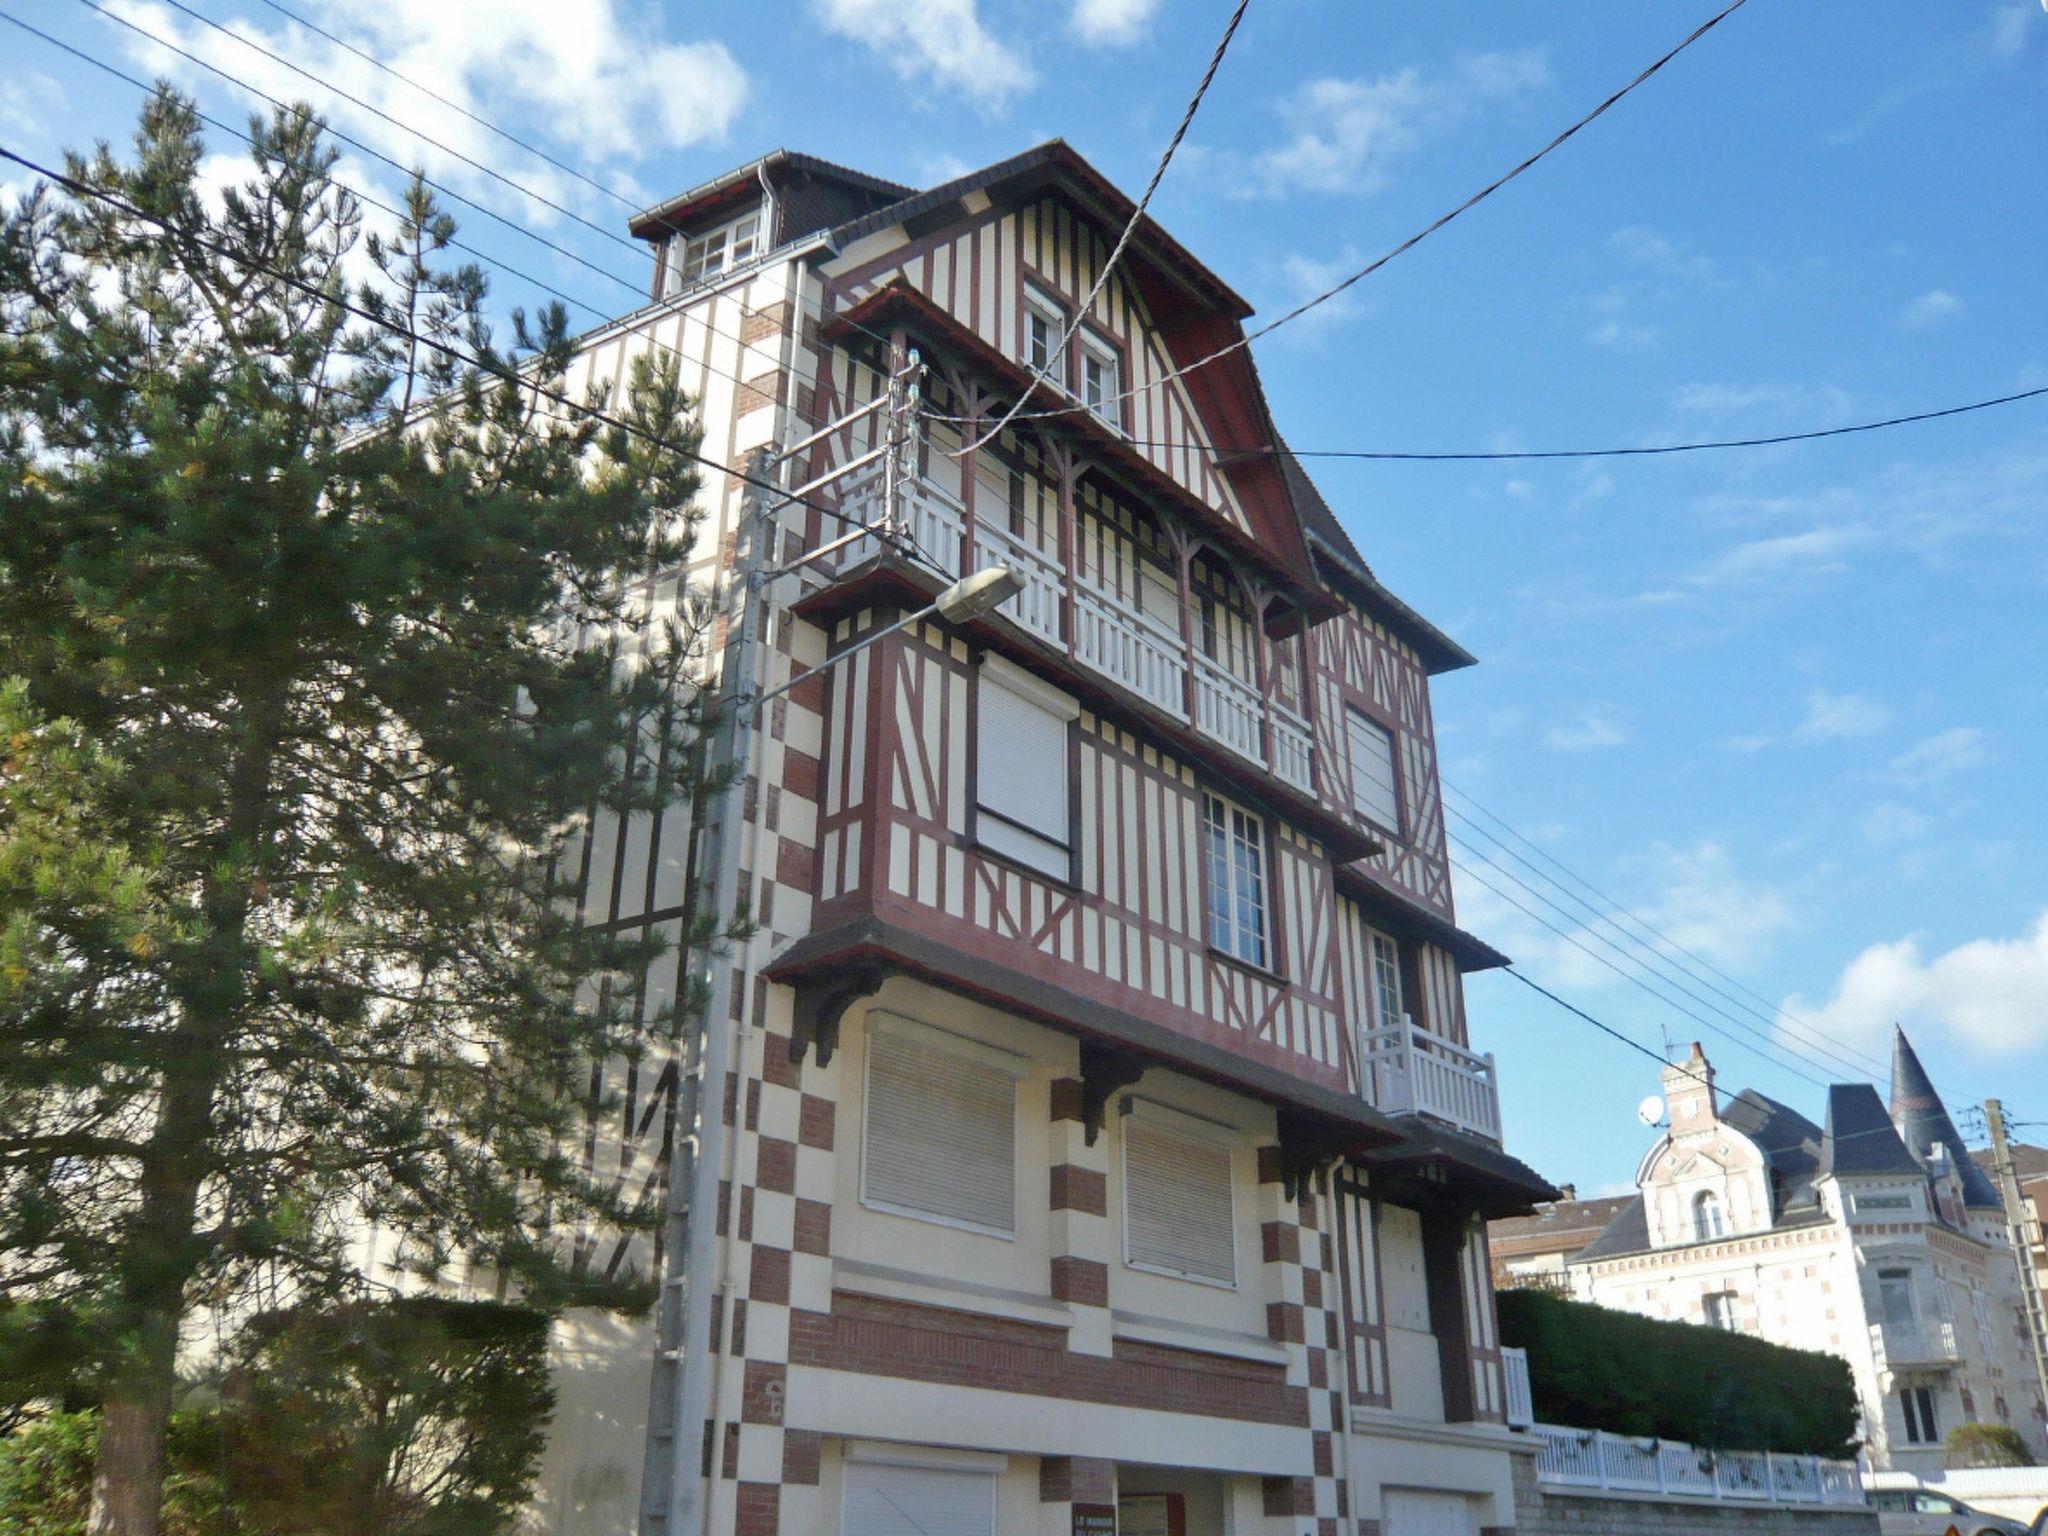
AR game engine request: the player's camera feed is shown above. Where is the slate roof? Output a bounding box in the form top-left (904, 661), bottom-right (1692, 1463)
top-left (1489, 1194), bottom-right (1638, 1258)
top-left (1573, 1197), bottom-right (1651, 1261)
top-left (1891, 1026), bottom-right (2005, 1209)
top-left (1817, 1083), bottom-right (1924, 1179)
top-left (1720, 1088), bottom-right (1824, 1215)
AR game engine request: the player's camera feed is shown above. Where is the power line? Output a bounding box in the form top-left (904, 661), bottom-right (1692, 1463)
top-left (952, 0), bottom-right (1753, 432)
top-left (246, 0), bottom-right (636, 212)
top-left (961, 0), bottom-right (1253, 455)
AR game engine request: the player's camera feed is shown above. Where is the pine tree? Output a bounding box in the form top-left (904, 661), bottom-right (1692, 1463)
top-left (0, 92), bottom-right (728, 1534)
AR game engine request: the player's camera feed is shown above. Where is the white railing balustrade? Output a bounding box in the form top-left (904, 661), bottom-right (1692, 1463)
top-left (1193, 655), bottom-right (1263, 765)
top-left (1869, 1317), bottom-right (1960, 1368)
top-left (1269, 703), bottom-right (1315, 794)
top-left (1358, 1016), bottom-right (1501, 1141)
top-left (1501, 1346), bottom-right (1534, 1430)
top-left (1531, 1426), bottom-right (1863, 1509)
top-left (974, 521), bottom-right (1063, 646)
top-left (1074, 583), bottom-right (1186, 714)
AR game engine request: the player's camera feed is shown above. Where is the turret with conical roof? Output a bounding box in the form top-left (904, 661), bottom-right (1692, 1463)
top-left (1889, 1025), bottom-right (2004, 1209)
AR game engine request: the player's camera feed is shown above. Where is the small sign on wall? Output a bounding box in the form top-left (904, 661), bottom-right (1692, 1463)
top-left (1072, 1505), bottom-right (1117, 1536)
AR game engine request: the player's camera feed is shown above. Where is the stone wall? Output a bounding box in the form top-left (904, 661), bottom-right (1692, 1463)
top-left (1507, 1448), bottom-right (1879, 1536)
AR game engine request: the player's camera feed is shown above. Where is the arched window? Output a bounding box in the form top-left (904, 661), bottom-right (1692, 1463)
top-left (1693, 1190), bottom-right (1725, 1241)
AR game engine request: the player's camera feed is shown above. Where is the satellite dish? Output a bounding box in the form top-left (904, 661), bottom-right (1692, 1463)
top-left (1637, 1095), bottom-right (1668, 1127)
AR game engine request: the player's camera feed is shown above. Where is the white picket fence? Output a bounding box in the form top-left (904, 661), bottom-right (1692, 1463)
top-left (1532, 1424), bottom-right (1865, 1508)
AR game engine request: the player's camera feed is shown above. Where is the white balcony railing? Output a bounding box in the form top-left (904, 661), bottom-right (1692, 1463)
top-left (975, 519), bottom-right (1064, 646)
top-left (1074, 581), bottom-right (1186, 715)
top-left (1359, 1016), bottom-right (1501, 1142)
top-left (1869, 1318), bottom-right (1960, 1370)
top-left (1502, 1346), bottom-right (1534, 1429)
top-left (1270, 703), bottom-right (1314, 795)
top-left (1193, 654), bottom-right (1263, 765)
top-left (1532, 1425), bottom-right (1864, 1509)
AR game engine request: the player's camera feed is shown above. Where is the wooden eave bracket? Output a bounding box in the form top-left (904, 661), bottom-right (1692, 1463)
top-left (789, 963), bottom-right (888, 1067)
top-left (1078, 1041), bottom-right (1147, 1147)
top-left (1272, 1113), bottom-right (1356, 1203)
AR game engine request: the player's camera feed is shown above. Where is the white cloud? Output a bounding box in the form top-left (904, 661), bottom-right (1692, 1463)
top-left (1863, 804), bottom-right (1931, 845)
top-left (1795, 688), bottom-right (1891, 742)
top-left (1542, 709), bottom-right (1628, 752)
top-left (1247, 50), bottom-right (1548, 197)
top-left (1264, 246), bottom-right (1370, 340)
top-left (1888, 726), bottom-right (1992, 784)
top-left (1899, 288), bottom-right (1964, 330)
top-left (815, 0), bottom-right (1033, 110)
top-left (1986, 4), bottom-right (2033, 61)
top-left (1609, 225), bottom-right (1720, 284)
top-left (101, 0), bottom-right (743, 235)
top-left (1780, 912), bottom-right (2048, 1058)
top-left (1071, 0), bottom-right (1159, 48)
top-left (1688, 527), bottom-right (1871, 589)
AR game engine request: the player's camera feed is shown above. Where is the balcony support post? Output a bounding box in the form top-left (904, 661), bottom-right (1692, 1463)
top-left (1047, 440), bottom-right (1083, 655)
top-left (1165, 523), bottom-right (1200, 725)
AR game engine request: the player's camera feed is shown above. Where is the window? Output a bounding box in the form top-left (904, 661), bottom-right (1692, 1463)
top-left (665, 210), bottom-right (760, 293)
top-left (1023, 286), bottom-right (1063, 379)
top-left (1692, 1191), bottom-right (1726, 1241)
top-left (1344, 707), bottom-right (1402, 835)
top-left (1900, 1386), bottom-right (1939, 1444)
top-left (1122, 1106), bottom-right (1237, 1286)
top-left (1912, 1492), bottom-right (1962, 1516)
top-left (842, 1460), bottom-right (997, 1536)
top-left (1369, 930), bottom-right (1404, 1029)
top-left (1702, 1291), bottom-right (1738, 1331)
top-left (1878, 1268), bottom-right (1917, 1331)
top-left (1203, 793), bottom-right (1269, 968)
top-left (974, 658), bottom-right (1077, 880)
top-left (1079, 334), bottom-right (1122, 429)
top-left (860, 1017), bottom-right (1023, 1237)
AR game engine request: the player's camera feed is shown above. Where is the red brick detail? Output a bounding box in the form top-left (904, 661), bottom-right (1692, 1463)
top-left (1267, 1301), bottom-right (1305, 1344)
top-left (730, 1298), bottom-right (747, 1359)
top-left (1049, 1164), bottom-right (1108, 1216)
top-left (761, 1041), bottom-right (802, 1090)
top-left (741, 1359), bottom-right (787, 1424)
top-left (723, 1070), bottom-right (738, 1126)
top-left (735, 1481), bottom-right (780, 1536)
top-left (1296, 1194), bottom-right (1319, 1232)
top-left (798, 1094), bottom-right (836, 1150)
top-left (738, 1185), bottom-right (755, 1243)
top-left (745, 1077), bottom-right (761, 1131)
top-left (788, 670), bottom-right (828, 716)
top-left (749, 1246), bottom-right (790, 1306)
top-left (793, 1197), bottom-right (832, 1256)
top-left (789, 1292), bottom-right (1307, 1425)
top-left (1039, 1455), bottom-right (1116, 1505)
top-left (1261, 1221), bottom-right (1301, 1265)
top-left (736, 371), bottom-right (784, 418)
top-left (1318, 1520), bottom-right (1339, 1536)
top-left (1050, 1256), bottom-right (1109, 1308)
top-left (709, 1293), bottom-right (726, 1355)
top-left (1312, 1430), bottom-right (1333, 1477)
top-left (1301, 1267), bottom-right (1323, 1309)
top-left (783, 1430), bottom-right (823, 1486)
top-left (1307, 1349), bottom-right (1327, 1390)
top-left (716, 1180), bottom-right (731, 1238)
top-left (776, 837), bottom-right (815, 890)
top-left (1049, 1077), bottom-right (1085, 1124)
top-left (742, 303), bottom-right (791, 345)
top-left (1262, 1476), bottom-right (1312, 1517)
top-left (722, 1421), bottom-right (741, 1479)
top-left (755, 1136), bottom-right (797, 1194)
top-left (781, 747), bottom-right (820, 801)
top-left (1478, 1528), bottom-right (1515, 1536)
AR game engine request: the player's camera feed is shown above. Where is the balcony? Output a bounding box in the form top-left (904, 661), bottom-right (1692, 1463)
top-left (1869, 1318), bottom-right (1960, 1371)
top-left (1532, 1424), bottom-right (1864, 1508)
top-left (1359, 1016), bottom-right (1501, 1143)
top-left (1502, 1345), bottom-right (1534, 1429)
top-left (825, 472), bottom-right (1317, 796)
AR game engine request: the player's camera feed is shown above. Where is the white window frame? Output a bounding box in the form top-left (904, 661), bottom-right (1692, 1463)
top-left (973, 656), bottom-right (1078, 881)
top-left (1023, 284), bottom-right (1066, 384)
top-left (1877, 1267), bottom-right (1918, 1331)
top-left (1203, 791), bottom-right (1270, 969)
top-left (858, 1012), bottom-right (1028, 1240)
top-left (1702, 1290), bottom-right (1738, 1331)
top-left (1120, 1098), bottom-right (1239, 1289)
top-left (1900, 1385), bottom-right (1938, 1445)
top-left (1693, 1190), bottom-right (1725, 1241)
top-left (1079, 331), bottom-right (1123, 432)
top-left (1344, 706), bottom-right (1402, 836)
top-left (666, 209), bottom-right (761, 293)
top-left (1369, 929), bottom-right (1404, 1028)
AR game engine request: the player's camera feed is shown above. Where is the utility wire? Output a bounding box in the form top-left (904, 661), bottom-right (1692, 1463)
top-left (961, 0), bottom-right (1253, 455)
top-left (954, 0), bottom-right (1752, 432)
top-left (247, 0), bottom-right (638, 211)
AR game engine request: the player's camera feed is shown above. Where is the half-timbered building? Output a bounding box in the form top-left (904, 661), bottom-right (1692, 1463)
top-left (534, 142), bottom-right (1554, 1536)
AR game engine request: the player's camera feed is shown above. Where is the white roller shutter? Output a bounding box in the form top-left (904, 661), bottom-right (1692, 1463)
top-left (975, 659), bottom-right (1075, 880)
top-left (1345, 707), bottom-right (1401, 834)
top-left (861, 1025), bottom-right (1018, 1236)
top-left (1123, 1114), bottom-right (1236, 1285)
top-left (842, 1463), bottom-right (996, 1536)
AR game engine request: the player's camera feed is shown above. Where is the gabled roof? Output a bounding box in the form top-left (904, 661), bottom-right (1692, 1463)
top-left (1891, 1025), bottom-right (2004, 1209)
top-left (1490, 1194), bottom-right (1638, 1254)
top-left (1975, 1143), bottom-right (2048, 1184)
top-left (628, 149), bottom-right (912, 242)
top-left (1818, 1083), bottom-right (1924, 1180)
top-left (1721, 1088), bottom-right (1824, 1215)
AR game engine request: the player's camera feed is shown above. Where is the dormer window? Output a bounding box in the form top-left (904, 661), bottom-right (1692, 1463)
top-left (665, 210), bottom-right (761, 294)
top-left (1079, 333), bottom-right (1122, 430)
top-left (1023, 285), bottom-right (1064, 381)
top-left (1692, 1190), bottom-right (1725, 1240)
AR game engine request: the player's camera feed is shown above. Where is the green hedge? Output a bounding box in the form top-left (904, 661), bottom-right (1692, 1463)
top-left (1495, 1290), bottom-right (1859, 1457)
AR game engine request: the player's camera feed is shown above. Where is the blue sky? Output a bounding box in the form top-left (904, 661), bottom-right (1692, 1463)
top-left (7, 0), bottom-right (2045, 1193)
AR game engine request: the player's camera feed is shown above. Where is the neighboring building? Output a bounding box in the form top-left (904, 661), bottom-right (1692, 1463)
top-left (1568, 1033), bottom-right (2047, 1475)
top-left (1973, 1141), bottom-right (2048, 1301)
top-left (528, 143), bottom-right (1555, 1536)
top-left (1486, 1193), bottom-right (1634, 1289)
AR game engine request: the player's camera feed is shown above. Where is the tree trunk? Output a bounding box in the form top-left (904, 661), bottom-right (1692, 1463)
top-left (90, 1371), bottom-right (176, 1536)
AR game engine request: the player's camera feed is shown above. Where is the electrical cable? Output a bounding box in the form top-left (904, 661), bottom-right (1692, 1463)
top-left (961, 0), bottom-right (1253, 455)
top-left (942, 0), bottom-right (1753, 432)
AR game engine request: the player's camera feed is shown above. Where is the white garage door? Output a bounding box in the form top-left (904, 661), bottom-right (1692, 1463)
top-left (842, 1462), bottom-right (997, 1536)
top-left (1382, 1488), bottom-right (1476, 1536)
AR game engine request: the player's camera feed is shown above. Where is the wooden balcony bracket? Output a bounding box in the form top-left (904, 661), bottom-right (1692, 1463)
top-left (789, 962), bottom-right (888, 1067)
top-left (1271, 1113), bottom-right (1356, 1203)
top-left (1077, 1041), bottom-right (1147, 1146)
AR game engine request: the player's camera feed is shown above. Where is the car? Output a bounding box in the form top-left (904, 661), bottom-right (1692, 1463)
top-left (1870, 1486), bottom-right (2031, 1536)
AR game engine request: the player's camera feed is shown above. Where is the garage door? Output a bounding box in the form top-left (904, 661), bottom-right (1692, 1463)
top-left (1382, 1488), bottom-right (1476, 1536)
top-left (842, 1462), bottom-right (997, 1536)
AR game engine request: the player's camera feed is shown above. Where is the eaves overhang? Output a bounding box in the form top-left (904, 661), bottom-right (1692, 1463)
top-left (820, 281), bottom-right (1335, 622)
top-left (1332, 863), bottom-right (1509, 972)
top-left (1358, 1121), bottom-right (1559, 1221)
top-left (762, 913), bottom-right (1405, 1154)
